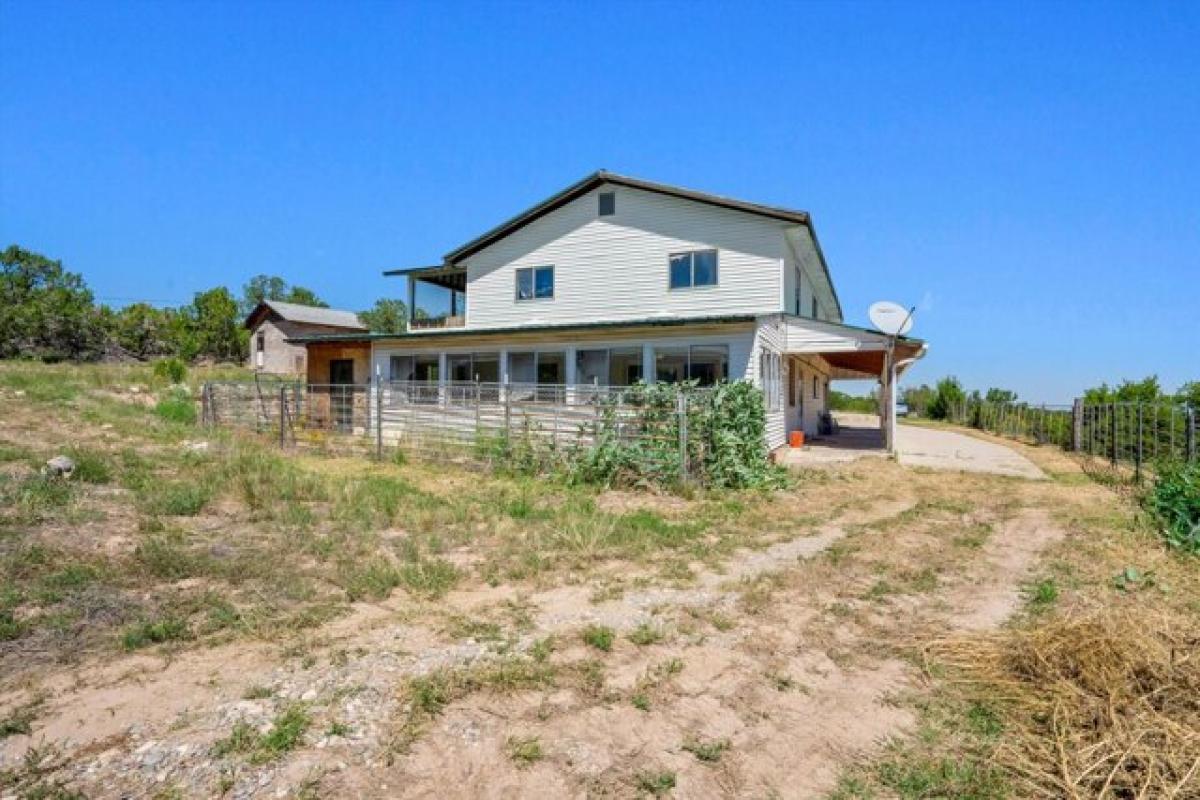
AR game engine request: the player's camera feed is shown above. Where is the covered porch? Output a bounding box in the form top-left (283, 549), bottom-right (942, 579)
top-left (383, 264), bottom-right (468, 331)
top-left (778, 315), bottom-right (926, 455)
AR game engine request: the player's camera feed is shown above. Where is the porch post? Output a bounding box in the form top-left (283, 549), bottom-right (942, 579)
top-left (642, 343), bottom-right (655, 384)
top-left (407, 276), bottom-right (416, 328)
top-left (564, 345), bottom-right (577, 404)
top-left (880, 347), bottom-right (894, 454)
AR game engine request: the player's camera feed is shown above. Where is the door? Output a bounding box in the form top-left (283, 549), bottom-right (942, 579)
top-left (329, 359), bottom-right (355, 430)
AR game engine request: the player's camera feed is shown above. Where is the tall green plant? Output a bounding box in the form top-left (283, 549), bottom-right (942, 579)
top-left (1146, 460), bottom-right (1200, 553)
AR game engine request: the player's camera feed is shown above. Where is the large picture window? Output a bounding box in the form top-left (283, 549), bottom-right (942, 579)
top-left (654, 344), bottom-right (729, 387)
top-left (668, 249), bottom-right (718, 289)
top-left (516, 266), bottom-right (554, 301)
top-left (447, 353), bottom-right (500, 383)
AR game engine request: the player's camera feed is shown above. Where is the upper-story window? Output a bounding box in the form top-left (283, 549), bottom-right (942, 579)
top-left (516, 266), bottom-right (554, 301)
top-left (669, 249), bottom-right (718, 290)
top-left (598, 191), bottom-right (615, 216)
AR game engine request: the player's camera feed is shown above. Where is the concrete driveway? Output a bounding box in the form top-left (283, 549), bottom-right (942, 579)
top-left (782, 413), bottom-right (1046, 480)
top-left (896, 424), bottom-right (1046, 479)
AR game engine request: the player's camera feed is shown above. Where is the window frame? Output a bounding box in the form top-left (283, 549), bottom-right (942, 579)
top-left (667, 249), bottom-right (719, 291)
top-left (515, 265), bottom-right (555, 301)
top-left (759, 351), bottom-right (782, 411)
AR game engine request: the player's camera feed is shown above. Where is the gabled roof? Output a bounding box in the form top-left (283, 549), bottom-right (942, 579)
top-left (432, 170), bottom-right (843, 320)
top-left (243, 300), bottom-right (367, 331)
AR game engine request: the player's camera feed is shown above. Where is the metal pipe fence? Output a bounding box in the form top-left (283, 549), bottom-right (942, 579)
top-left (201, 379), bottom-right (714, 484)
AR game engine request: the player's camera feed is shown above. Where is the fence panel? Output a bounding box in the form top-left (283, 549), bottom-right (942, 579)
top-left (942, 397), bottom-right (1197, 482)
top-left (201, 379), bottom-right (711, 484)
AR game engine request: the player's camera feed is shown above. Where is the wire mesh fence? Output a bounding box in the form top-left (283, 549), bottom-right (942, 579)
top-left (943, 397), bottom-right (1197, 482)
top-left (946, 401), bottom-right (1075, 447)
top-left (200, 379), bottom-right (718, 484)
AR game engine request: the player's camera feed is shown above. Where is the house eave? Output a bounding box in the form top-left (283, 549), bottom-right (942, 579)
top-left (286, 313), bottom-right (759, 346)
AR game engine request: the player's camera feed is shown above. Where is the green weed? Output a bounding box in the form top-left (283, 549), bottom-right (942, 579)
top-left (506, 735), bottom-right (543, 766)
top-left (628, 622), bottom-right (664, 646)
top-left (121, 616), bottom-right (190, 650)
top-left (682, 736), bottom-right (730, 763)
top-left (634, 770), bottom-right (676, 796)
top-left (581, 624), bottom-right (615, 652)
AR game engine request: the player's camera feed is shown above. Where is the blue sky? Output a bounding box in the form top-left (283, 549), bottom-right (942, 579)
top-left (2, 1), bottom-right (1196, 403)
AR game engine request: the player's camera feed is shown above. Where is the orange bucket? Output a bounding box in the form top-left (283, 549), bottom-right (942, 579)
top-left (790, 430), bottom-right (805, 448)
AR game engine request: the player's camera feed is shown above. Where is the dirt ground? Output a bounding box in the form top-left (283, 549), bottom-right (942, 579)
top-left (0, 366), bottom-right (1160, 799)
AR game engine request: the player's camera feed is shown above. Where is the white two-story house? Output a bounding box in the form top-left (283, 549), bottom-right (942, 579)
top-left (293, 171), bottom-right (925, 450)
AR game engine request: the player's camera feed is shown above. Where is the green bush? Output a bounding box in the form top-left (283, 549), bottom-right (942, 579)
top-left (926, 377), bottom-right (966, 421)
top-left (1145, 460), bottom-right (1200, 552)
top-left (565, 380), bottom-right (786, 490)
top-left (153, 357), bottom-right (188, 384)
top-left (155, 387), bottom-right (197, 424)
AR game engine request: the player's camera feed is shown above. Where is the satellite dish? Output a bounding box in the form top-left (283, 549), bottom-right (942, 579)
top-left (868, 301), bottom-right (914, 336)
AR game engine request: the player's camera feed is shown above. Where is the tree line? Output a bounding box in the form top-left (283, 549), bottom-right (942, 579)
top-left (1, 245), bottom-right (406, 363)
top-left (903, 375), bottom-right (1200, 420)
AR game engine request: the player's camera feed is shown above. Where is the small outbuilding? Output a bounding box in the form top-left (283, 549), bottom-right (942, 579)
top-left (243, 301), bottom-right (368, 375)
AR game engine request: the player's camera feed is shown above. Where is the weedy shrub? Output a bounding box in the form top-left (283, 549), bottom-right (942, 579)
top-left (565, 381), bottom-right (788, 491)
top-left (212, 705), bottom-right (310, 763)
top-left (1145, 460), bottom-right (1200, 552)
top-left (2, 474), bottom-right (74, 522)
top-left (142, 481), bottom-right (212, 516)
top-left (581, 624), bottom-right (615, 652)
top-left (506, 735), bottom-right (543, 766)
top-left (682, 736), bottom-right (730, 763)
top-left (152, 358), bottom-right (187, 385)
top-left (398, 558), bottom-right (459, 599)
top-left (339, 558), bottom-right (402, 602)
top-left (121, 616), bottom-right (190, 650)
top-left (155, 387), bottom-right (197, 425)
top-left (66, 447), bottom-right (112, 484)
top-left (628, 623), bottom-right (664, 646)
top-left (634, 770), bottom-right (676, 796)
top-left (0, 609), bottom-right (26, 642)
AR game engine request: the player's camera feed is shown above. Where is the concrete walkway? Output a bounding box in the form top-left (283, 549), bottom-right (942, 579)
top-left (781, 414), bottom-right (1046, 480)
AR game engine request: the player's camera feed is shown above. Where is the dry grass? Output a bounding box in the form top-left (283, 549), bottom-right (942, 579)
top-left (927, 608), bottom-right (1200, 798)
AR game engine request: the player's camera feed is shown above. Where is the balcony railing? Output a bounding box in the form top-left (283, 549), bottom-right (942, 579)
top-left (409, 314), bottom-right (466, 331)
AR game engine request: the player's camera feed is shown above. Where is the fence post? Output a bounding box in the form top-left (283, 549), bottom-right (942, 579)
top-left (677, 390), bottom-right (689, 483)
top-left (375, 379), bottom-right (383, 460)
top-left (503, 381), bottom-right (511, 451)
top-left (1135, 403), bottom-right (1144, 483)
top-left (1080, 398), bottom-right (1089, 450)
top-left (1188, 406), bottom-right (1196, 464)
top-left (1110, 403), bottom-right (1118, 467)
top-left (278, 386), bottom-right (286, 448)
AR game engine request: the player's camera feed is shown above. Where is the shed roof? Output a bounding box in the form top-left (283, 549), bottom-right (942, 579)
top-left (244, 300), bottom-right (367, 331)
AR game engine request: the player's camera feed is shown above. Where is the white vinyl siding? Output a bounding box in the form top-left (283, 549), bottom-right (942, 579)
top-left (461, 185), bottom-right (788, 329)
top-left (752, 316), bottom-right (788, 449)
top-left (787, 226), bottom-right (839, 323)
top-left (782, 315), bottom-right (891, 355)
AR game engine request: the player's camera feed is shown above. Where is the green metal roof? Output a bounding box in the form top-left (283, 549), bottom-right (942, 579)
top-left (287, 313), bottom-right (924, 347)
top-left (287, 313), bottom-right (759, 344)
